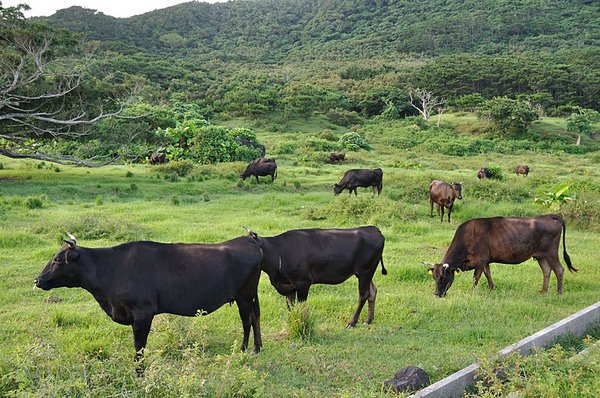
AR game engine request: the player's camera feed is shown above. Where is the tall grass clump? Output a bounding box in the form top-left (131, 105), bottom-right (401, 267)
top-left (288, 302), bottom-right (315, 341)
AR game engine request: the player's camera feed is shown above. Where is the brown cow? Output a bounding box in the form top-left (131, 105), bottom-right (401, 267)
top-left (477, 167), bottom-right (490, 179)
top-left (429, 180), bottom-right (462, 223)
top-left (329, 152), bottom-right (346, 163)
top-left (149, 152), bottom-right (166, 165)
top-left (425, 214), bottom-right (577, 297)
top-left (515, 165), bottom-right (529, 176)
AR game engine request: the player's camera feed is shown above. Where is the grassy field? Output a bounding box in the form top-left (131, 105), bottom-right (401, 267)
top-left (1, 114), bottom-right (599, 397)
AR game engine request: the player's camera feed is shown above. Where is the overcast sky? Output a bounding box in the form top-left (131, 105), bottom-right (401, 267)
top-left (2, 0), bottom-right (229, 18)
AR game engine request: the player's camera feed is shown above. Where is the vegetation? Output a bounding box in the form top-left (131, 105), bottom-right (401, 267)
top-left (2, 112), bottom-right (600, 396)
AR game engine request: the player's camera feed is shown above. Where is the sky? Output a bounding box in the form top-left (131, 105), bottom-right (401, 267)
top-left (2, 0), bottom-right (228, 18)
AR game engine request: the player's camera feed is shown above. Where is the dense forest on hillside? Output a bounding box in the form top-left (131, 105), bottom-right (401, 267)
top-left (1, 0), bottom-right (599, 163)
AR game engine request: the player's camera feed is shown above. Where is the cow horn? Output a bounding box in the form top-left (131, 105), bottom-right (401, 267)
top-left (422, 261), bottom-right (435, 266)
top-left (67, 233), bottom-right (77, 245)
top-left (242, 226), bottom-right (258, 238)
top-left (442, 263), bottom-right (450, 268)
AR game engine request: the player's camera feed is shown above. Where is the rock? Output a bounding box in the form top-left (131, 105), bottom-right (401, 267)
top-left (384, 366), bottom-right (430, 393)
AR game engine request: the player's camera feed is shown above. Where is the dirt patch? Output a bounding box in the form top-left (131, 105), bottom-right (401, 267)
top-left (0, 177), bottom-right (20, 183)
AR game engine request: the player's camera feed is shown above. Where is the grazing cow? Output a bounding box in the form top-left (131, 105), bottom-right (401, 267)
top-left (429, 180), bottom-right (462, 223)
top-left (477, 167), bottom-right (490, 179)
top-left (149, 152), bottom-right (166, 165)
top-left (515, 165), bottom-right (530, 176)
top-left (329, 152), bottom-right (346, 163)
top-left (240, 161), bottom-right (277, 183)
top-left (34, 234), bottom-right (263, 372)
top-left (424, 214), bottom-right (576, 297)
top-left (246, 226), bottom-right (387, 327)
top-left (253, 157), bottom-right (276, 164)
top-left (334, 168), bottom-right (383, 196)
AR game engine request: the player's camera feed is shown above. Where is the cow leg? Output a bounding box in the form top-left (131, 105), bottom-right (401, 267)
top-left (483, 264), bottom-right (495, 289)
top-left (472, 266), bottom-right (484, 288)
top-left (251, 296), bottom-right (262, 353)
top-left (348, 277), bottom-right (372, 328)
top-left (353, 188), bottom-right (358, 196)
top-left (430, 199), bottom-right (434, 217)
top-left (296, 285), bottom-right (310, 302)
top-left (536, 258), bottom-right (552, 293)
top-left (236, 299), bottom-right (253, 352)
top-left (366, 281), bottom-right (377, 324)
top-left (255, 175), bottom-right (259, 184)
top-left (132, 315), bottom-right (153, 376)
top-left (547, 257), bottom-right (565, 294)
top-left (440, 206), bottom-right (445, 222)
top-left (447, 204), bottom-right (453, 223)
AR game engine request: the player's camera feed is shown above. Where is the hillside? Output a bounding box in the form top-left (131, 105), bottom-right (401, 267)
top-left (44, 0), bottom-right (600, 61)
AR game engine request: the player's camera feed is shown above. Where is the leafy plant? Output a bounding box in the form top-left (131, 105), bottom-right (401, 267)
top-left (534, 184), bottom-right (576, 209)
top-left (339, 132), bottom-right (370, 151)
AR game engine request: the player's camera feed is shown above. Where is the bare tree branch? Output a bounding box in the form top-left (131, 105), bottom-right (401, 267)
top-left (408, 88), bottom-right (445, 122)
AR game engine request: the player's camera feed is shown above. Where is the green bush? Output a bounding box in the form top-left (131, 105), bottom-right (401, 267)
top-left (304, 138), bottom-right (341, 152)
top-left (273, 142), bottom-right (297, 155)
top-left (26, 196), bottom-right (45, 209)
top-left (340, 132), bottom-right (370, 151)
top-left (325, 108), bottom-right (362, 126)
top-left (157, 160), bottom-right (195, 177)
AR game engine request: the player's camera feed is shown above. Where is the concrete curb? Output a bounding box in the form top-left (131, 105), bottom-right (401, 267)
top-left (408, 301), bottom-right (600, 398)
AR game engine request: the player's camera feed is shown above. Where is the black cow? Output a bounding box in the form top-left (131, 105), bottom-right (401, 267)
top-left (424, 214), bottom-right (577, 297)
top-left (246, 226), bottom-right (387, 327)
top-left (240, 161), bottom-right (277, 183)
top-left (34, 234), bottom-right (263, 372)
top-left (477, 167), bottom-right (490, 179)
top-left (329, 152), bottom-right (346, 163)
top-left (149, 152), bottom-right (166, 165)
top-left (334, 168), bottom-right (383, 196)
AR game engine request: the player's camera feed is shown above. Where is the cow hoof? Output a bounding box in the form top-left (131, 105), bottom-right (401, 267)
top-left (346, 323), bottom-right (356, 329)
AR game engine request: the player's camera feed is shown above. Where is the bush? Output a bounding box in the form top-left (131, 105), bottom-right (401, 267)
top-left (26, 196), bottom-right (45, 209)
top-left (340, 132), bottom-right (370, 151)
top-left (273, 142), bottom-right (297, 155)
top-left (157, 160), bottom-right (195, 177)
top-left (304, 138), bottom-right (341, 152)
top-left (325, 108), bottom-right (362, 126)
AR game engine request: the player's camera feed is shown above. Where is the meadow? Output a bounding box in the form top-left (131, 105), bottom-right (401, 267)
top-left (1, 114), bottom-right (599, 397)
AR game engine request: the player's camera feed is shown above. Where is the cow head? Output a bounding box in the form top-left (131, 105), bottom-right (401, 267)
top-left (452, 183), bottom-right (463, 200)
top-left (34, 234), bottom-right (82, 290)
top-left (424, 262), bottom-right (460, 297)
top-left (333, 183), bottom-right (344, 195)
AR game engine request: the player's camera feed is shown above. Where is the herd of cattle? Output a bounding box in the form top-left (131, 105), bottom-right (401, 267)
top-left (34, 155), bottom-right (574, 372)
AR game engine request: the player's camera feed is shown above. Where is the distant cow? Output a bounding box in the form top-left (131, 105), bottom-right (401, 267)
top-left (149, 152), bottom-right (166, 165)
top-left (253, 157), bottom-right (276, 164)
top-left (424, 214), bottom-right (577, 297)
top-left (246, 226), bottom-right (387, 327)
top-left (334, 168), bottom-right (383, 196)
top-left (515, 165), bottom-right (529, 176)
top-left (429, 180), bottom-right (462, 223)
top-left (477, 167), bottom-right (490, 179)
top-left (329, 152), bottom-right (346, 163)
top-left (240, 161), bottom-right (277, 184)
top-left (34, 234), bottom-right (263, 372)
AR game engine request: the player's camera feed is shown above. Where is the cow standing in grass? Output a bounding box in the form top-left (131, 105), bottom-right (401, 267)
top-left (429, 180), bottom-right (462, 223)
top-left (329, 152), bottom-right (346, 163)
top-left (334, 168), bottom-right (383, 196)
top-left (515, 165), bottom-right (529, 176)
top-left (34, 234), bottom-right (264, 373)
top-left (246, 226), bottom-right (387, 328)
top-left (477, 167), bottom-right (490, 179)
top-left (240, 161), bottom-right (277, 183)
top-left (424, 214), bottom-right (577, 297)
top-left (149, 152), bottom-right (166, 165)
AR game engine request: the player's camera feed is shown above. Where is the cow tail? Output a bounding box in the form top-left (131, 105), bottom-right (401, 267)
top-left (380, 257), bottom-right (388, 275)
top-left (562, 218), bottom-right (577, 272)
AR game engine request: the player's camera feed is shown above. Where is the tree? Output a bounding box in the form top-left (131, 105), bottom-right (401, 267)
top-left (0, 4), bottom-right (137, 166)
top-left (566, 108), bottom-right (600, 145)
top-left (477, 97), bottom-right (539, 136)
top-left (408, 88), bottom-right (445, 122)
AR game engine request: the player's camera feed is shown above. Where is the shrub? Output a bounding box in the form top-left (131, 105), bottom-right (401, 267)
top-left (484, 166), bottom-right (504, 181)
top-left (318, 129), bottom-right (338, 142)
top-left (26, 196), bottom-right (44, 209)
top-left (340, 132), bottom-right (370, 151)
top-left (304, 138), bottom-right (341, 152)
top-left (273, 142), bottom-right (297, 155)
top-left (534, 183), bottom-right (575, 210)
top-left (125, 171), bottom-right (134, 178)
top-left (0, 162), bottom-right (3, 169)
top-left (157, 160), bottom-right (195, 177)
top-left (325, 108), bottom-right (362, 126)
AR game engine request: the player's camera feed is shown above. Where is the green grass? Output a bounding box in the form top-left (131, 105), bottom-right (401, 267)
top-left (1, 114), bottom-right (599, 397)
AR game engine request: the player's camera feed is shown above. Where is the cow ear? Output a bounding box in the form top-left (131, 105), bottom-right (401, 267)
top-left (453, 269), bottom-right (460, 275)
